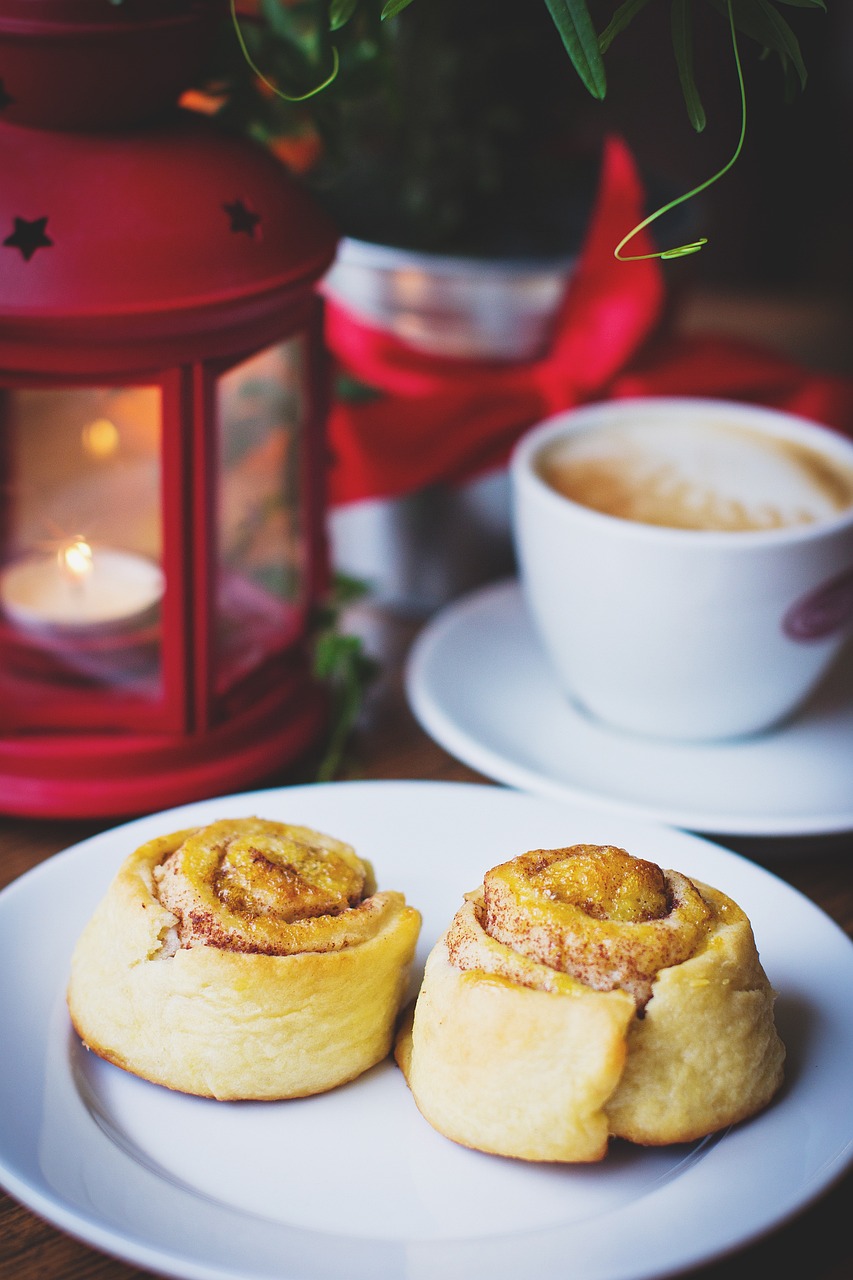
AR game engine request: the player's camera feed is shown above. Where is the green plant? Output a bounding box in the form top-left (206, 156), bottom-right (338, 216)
top-left (211, 0), bottom-right (600, 255)
top-left (532, 1), bottom-right (819, 123)
top-left (202, 0), bottom-right (819, 262)
top-left (311, 573), bottom-right (379, 780)
top-left (207, 0), bottom-right (826, 255)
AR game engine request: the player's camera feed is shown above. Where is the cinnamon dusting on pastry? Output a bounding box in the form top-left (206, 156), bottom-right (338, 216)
top-left (153, 816), bottom-right (389, 956)
top-left (447, 894), bottom-right (568, 996)
top-left (450, 845), bottom-right (713, 1008)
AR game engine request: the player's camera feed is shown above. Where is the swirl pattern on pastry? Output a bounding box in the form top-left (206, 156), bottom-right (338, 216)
top-left (395, 844), bottom-right (785, 1163)
top-left (153, 817), bottom-right (392, 955)
top-left (68, 817), bottom-right (421, 1100)
top-left (471, 844), bottom-right (712, 1008)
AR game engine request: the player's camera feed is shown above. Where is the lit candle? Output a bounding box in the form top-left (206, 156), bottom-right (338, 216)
top-left (0, 538), bottom-right (165, 631)
top-left (61, 537), bottom-right (94, 588)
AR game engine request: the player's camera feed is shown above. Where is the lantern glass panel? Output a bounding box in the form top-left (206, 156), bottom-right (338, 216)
top-left (0, 384), bottom-right (166, 730)
top-left (214, 337), bottom-right (309, 699)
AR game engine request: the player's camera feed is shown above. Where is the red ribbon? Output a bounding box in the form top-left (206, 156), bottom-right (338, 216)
top-left (325, 136), bottom-right (853, 507)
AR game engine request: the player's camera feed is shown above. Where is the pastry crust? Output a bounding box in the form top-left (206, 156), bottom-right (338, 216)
top-left (605, 882), bottom-right (786, 1145)
top-left (395, 844), bottom-right (784, 1161)
top-left (67, 817), bottom-right (421, 1100)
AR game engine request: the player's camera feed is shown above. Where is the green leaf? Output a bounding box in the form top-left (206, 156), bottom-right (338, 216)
top-left (231, 0), bottom-right (341, 100)
top-left (671, 0), bottom-right (706, 131)
top-left (780, 52), bottom-right (802, 102)
top-left (334, 372), bottom-right (383, 403)
top-left (328, 572), bottom-right (372, 607)
top-left (542, 0), bottom-right (607, 99)
top-left (309, 573), bottom-right (379, 782)
top-left (599, 0), bottom-right (654, 55)
top-left (752, 0), bottom-right (809, 87)
top-left (329, 0), bottom-right (358, 30)
top-left (259, 0), bottom-right (300, 41)
top-left (706, 0), bottom-right (808, 89)
top-left (380, 0), bottom-right (415, 18)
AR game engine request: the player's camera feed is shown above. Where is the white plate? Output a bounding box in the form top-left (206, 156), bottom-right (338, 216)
top-left (406, 580), bottom-right (853, 838)
top-left (1, 780), bottom-right (853, 1280)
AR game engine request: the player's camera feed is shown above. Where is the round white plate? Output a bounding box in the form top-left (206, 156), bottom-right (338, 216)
top-left (406, 580), bottom-right (853, 837)
top-left (1, 780), bottom-right (852, 1280)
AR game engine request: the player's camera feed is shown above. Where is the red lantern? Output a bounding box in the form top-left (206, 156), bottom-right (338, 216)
top-left (0, 0), bottom-right (339, 817)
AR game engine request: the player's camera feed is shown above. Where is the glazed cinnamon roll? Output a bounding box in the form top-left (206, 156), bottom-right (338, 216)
top-left (68, 817), bottom-right (421, 1100)
top-left (395, 844), bottom-right (784, 1162)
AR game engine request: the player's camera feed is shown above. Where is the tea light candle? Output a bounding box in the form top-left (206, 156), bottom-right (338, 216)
top-left (0, 538), bottom-right (165, 630)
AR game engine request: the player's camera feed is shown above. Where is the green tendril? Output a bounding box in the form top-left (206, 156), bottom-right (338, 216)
top-left (230, 0), bottom-right (340, 102)
top-left (614, 0), bottom-right (745, 262)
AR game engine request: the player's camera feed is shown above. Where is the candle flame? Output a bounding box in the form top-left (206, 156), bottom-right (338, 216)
top-left (59, 538), bottom-right (94, 586)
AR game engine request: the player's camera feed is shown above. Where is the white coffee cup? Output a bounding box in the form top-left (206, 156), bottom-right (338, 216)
top-left (510, 397), bottom-right (853, 741)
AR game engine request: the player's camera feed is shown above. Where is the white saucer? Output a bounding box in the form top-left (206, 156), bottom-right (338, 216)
top-left (405, 580), bottom-right (853, 838)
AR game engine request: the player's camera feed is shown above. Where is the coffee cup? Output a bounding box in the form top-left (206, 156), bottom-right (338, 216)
top-left (509, 397), bottom-right (853, 741)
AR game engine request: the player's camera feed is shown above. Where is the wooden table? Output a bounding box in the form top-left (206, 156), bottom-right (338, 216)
top-left (2, 287), bottom-right (853, 1278)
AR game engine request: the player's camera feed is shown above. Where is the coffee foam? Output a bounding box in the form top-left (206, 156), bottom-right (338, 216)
top-left (538, 418), bottom-right (853, 532)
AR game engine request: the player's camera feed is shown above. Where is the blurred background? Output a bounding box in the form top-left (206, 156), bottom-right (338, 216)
top-left (589, 2), bottom-right (853, 369)
top-left (216, 1), bottom-right (853, 370)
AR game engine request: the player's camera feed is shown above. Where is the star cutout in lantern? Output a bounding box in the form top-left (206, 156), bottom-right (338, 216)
top-left (3, 215), bottom-right (53, 262)
top-left (223, 199), bottom-right (262, 240)
top-left (0, 80), bottom-right (14, 111)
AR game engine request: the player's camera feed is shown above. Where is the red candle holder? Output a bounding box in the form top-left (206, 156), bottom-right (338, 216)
top-left (0, 0), bottom-right (339, 817)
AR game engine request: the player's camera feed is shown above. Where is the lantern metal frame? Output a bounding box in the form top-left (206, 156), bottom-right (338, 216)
top-left (0, 0), bottom-right (340, 817)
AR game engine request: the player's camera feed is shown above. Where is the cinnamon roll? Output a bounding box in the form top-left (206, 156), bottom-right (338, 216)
top-left (395, 844), bottom-right (784, 1162)
top-left (68, 817), bottom-right (421, 1100)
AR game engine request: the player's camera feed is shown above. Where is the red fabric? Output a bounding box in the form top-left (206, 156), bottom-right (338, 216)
top-left (325, 136), bottom-right (853, 506)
